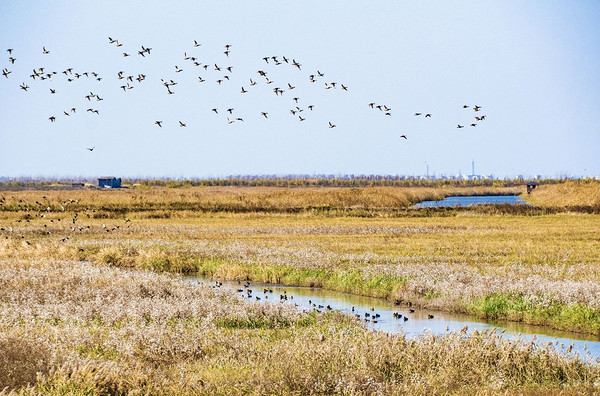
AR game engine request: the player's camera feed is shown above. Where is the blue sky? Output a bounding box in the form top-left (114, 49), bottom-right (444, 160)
top-left (1, 1), bottom-right (599, 179)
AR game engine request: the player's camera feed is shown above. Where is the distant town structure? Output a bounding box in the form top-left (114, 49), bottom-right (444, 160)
top-left (98, 177), bottom-right (121, 188)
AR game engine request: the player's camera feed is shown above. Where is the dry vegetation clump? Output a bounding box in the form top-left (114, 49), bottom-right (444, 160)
top-left (0, 255), bottom-right (598, 394)
top-left (526, 181), bottom-right (600, 210)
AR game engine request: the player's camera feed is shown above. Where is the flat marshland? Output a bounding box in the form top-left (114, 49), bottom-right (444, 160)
top-left (1, 182), bottom-right (600, 394)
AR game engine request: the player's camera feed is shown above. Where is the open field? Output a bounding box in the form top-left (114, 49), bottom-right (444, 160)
top-left (1, 183), bottom-right (600, 393)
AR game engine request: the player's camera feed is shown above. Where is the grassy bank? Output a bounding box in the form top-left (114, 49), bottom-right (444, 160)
top-left (526, 180), bottom-right (600, 210)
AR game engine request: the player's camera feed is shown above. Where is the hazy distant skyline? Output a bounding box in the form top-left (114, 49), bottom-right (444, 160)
top-left (1, 1), bottom-right (599, 179)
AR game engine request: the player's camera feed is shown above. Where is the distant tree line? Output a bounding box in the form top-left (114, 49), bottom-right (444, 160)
top-left (1, 176), bottom-right (597, 190)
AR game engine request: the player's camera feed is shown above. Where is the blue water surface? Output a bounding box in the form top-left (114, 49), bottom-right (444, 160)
top-left (414, 195), bottom-right (530, 208)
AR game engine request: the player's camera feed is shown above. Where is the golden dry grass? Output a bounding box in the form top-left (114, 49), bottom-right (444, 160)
top-left (526, 181), bottom-right (600, 208)
top-left (0, 185), bottom-right (525, 216)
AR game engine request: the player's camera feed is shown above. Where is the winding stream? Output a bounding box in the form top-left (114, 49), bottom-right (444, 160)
top-left (187, 276), bottom-right (600, 361)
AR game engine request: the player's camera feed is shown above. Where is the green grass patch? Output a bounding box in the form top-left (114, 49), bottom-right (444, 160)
top-left (470, 293), bottom-right (600, 334)
top-left (200, 260), bottom-right (408, 300)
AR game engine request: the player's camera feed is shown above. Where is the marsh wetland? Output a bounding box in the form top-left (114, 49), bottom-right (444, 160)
top-left (1, 181), bottom-right (600, 394)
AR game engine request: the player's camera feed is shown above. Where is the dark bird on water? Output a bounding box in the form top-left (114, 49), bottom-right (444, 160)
top-left (457, 124), bottom-right (464, 128)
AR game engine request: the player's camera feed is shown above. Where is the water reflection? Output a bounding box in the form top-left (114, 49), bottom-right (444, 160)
top-left (414, 195), bottom-right (530, 208)
top-left (186, 276), bottom-right (600, 361)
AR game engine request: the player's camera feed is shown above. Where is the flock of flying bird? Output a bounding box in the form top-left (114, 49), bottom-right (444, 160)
top-left (2, 39), bottom-right (487, 151)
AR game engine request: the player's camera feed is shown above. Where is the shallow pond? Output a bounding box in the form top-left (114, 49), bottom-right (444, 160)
top-left (187, 276), bottom-right (600, 361)
top-left (414, 195), bottom-right (530, 208)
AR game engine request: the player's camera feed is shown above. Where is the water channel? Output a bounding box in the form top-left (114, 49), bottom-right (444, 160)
top-left (414, 195), bottom-right (530, 207)
top-left (186, 276), bottom-right (600, 361)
